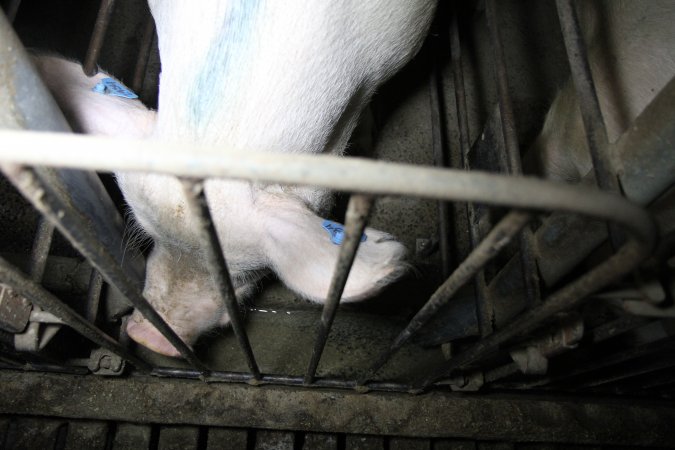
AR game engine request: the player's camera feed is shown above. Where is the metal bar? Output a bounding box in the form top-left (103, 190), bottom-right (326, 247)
top-left (485, 0), bottom-right (523, 176)
top-left (4, 0), bottom-right (21, 23)
top-left (1, 164), bottom-right (208, 372)
top-left (131, 16), bottom-right (156, 94)
top-left (304, 195), bottom-right (374, 384)
top-left (428, 43), bottom-right (451, 277)
top-left (180, 179), bottom-right (260, 379)
top-left (626, 368), bottom-right (675, 394)
top-left (153, 367), bottom-right (412, 393)
top-left (0, 131), bottom-right (655, 247)
top-left (86, 270), bottom-right (104, 323)
top-left (542, 336), bottom-right (675, 390)
top-left (14, 218), bottom-right (55, 352)
top-left (0, 256), bottom-right (151, 372)
top-left (576, 354), bottom-right (675, 392)
top-left (83, 0), bottom-right (116, 76)
top-left (3, 370), bottom-right (675, 446)
top-left (364, 211), bottom-right (530, 380)
top-left (556, 0), bottom-right (624, 251)
top-left (450, 10), bottom-right (492, 336)
top-left (555, 0), bottom-right (619, 194)
top-left (418, 239), bottom-right (650, 388)
top-left (485, 0), bottom-right (541, 310)
top-left (28, 219), bottom-right (54, 281)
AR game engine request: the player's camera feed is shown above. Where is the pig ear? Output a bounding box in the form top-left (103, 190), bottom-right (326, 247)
top-left (32, 55), bottom-right (156, 138)
top-left (261, 199), bottom-right (407, 302)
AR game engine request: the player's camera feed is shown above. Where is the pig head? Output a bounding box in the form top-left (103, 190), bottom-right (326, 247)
top-left (117, 0), bottom-right (437, 356)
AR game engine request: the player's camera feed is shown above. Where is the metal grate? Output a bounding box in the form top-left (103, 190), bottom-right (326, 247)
top-left (0, 0), bottom-right (673, 437)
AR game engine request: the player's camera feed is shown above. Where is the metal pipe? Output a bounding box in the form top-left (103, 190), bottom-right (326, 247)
top-left (83, 0), bottom-right (116, 77)
top-left (485, 0), bottom-right (541, 310)
top-left (576, 354), bottom-right (675, 392)
top-left (131, 16), bottom-right (156, 94)
top-left (180, 179), bottom-right (260, 379)
top-left (304, 195), bottom-right (374, 384)
top-left (4, 0), bottom-right (21, 23)
top-left (27, 219), bottom-right (54, 282)
top-left (450, 10), bottom-right (492, 336)
top-left (428, 44), bottom-right (451, 277)
top-left (0, 256), bottom-right (152, 372)
top-left (86, 270), bottom-right (103, 323)
top-left (153, 367), bottom-right (413, 394)
top-left (529, 335), bottom-right (675, 390)
top-left (14, 218), bottom-right (55, 352)
top-left (1, 164), bottom-right (208, 372)
top-left (364, 211), bottom-right (530, 380)
top-left (0, 131), bottom-right (656, 248)
top-left (418, 239), bottom-right (650, 388)
top-left (555, 0), bottom-right (618, 194)
top-left (556, 0), bottom-right (623, 251)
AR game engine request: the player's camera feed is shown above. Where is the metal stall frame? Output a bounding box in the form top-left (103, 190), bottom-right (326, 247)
top-left (0, 0), bottom-right (673, 423)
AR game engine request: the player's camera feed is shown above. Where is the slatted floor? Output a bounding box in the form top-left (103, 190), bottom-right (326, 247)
top-left (2, 415), bottom-right (666, 450)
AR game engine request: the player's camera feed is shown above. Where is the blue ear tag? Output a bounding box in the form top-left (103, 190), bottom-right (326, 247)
top-left (322, 220), bottom-right (367, 245)
top-left (92, 78), bottom-right (139, 99)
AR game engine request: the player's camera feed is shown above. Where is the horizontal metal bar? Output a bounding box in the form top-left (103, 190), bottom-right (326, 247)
top-left (180, 179), bottom-right (260, 379)
top-left (83, 0), bottom-right (116, 76)
top-left (0, 164), bottom-right (208, 372)
top-left (305, 195), bottom-right (373, 384)
top-left (576, 354), bottom-right (675, 392)
top-left (364, 211), bottom-right (530, 380)
top-left (0, 256), bottom-right (151, 372)
top-left (418, 239), bottom-right (650, 388)
top-left (152, 367), bottom-right (412, 394)
top-left (2, 370), bottom-right (675, 446)
top-left (0, 131), bottom-right (655, 248)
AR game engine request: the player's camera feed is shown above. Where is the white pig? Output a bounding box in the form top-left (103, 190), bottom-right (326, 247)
top-left (530, 0), bottom-right (675, 182)
top-left (36, 0), bottom-right (437, 356)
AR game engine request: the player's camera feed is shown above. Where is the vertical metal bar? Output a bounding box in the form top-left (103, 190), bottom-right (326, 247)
top-left (14, 219), bottom-right (55, 352)
top-left (86, 270), bottom-right (104, 323)
top-left (449, 10), bottom-right (493, 336)
top-left (28, 219), bottom-right (54, 282)
top-left (83, 0), bottom-right (116, 77)
top-left (0, 256), bottom-right (152, 372)
top-left (555, 0), bottom-right (619, 194)
top-left (1, 164), bottom-right (209, 373)
top-left (418, 239), bottom-right (649, 389)
top-left (364, 211), bottom-right (530, 380)
top-left (304, 195), bottom-right (374, 384)
top-left (180, 179), bottom-right (260, 380)
top-left (429, 46), bottom-right (452, 278)
top-left (556, 0), bottom-right (623, 249)
top-left (4, 0), bottom-right (21, 23)
top-left (485, 0), bottom-right (541, 309)
top-left (131, 16), bottom-right (155, 94)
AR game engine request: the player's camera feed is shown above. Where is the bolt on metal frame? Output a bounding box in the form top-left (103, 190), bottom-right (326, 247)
top-left (0, 1), bottom-right (670, 394)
